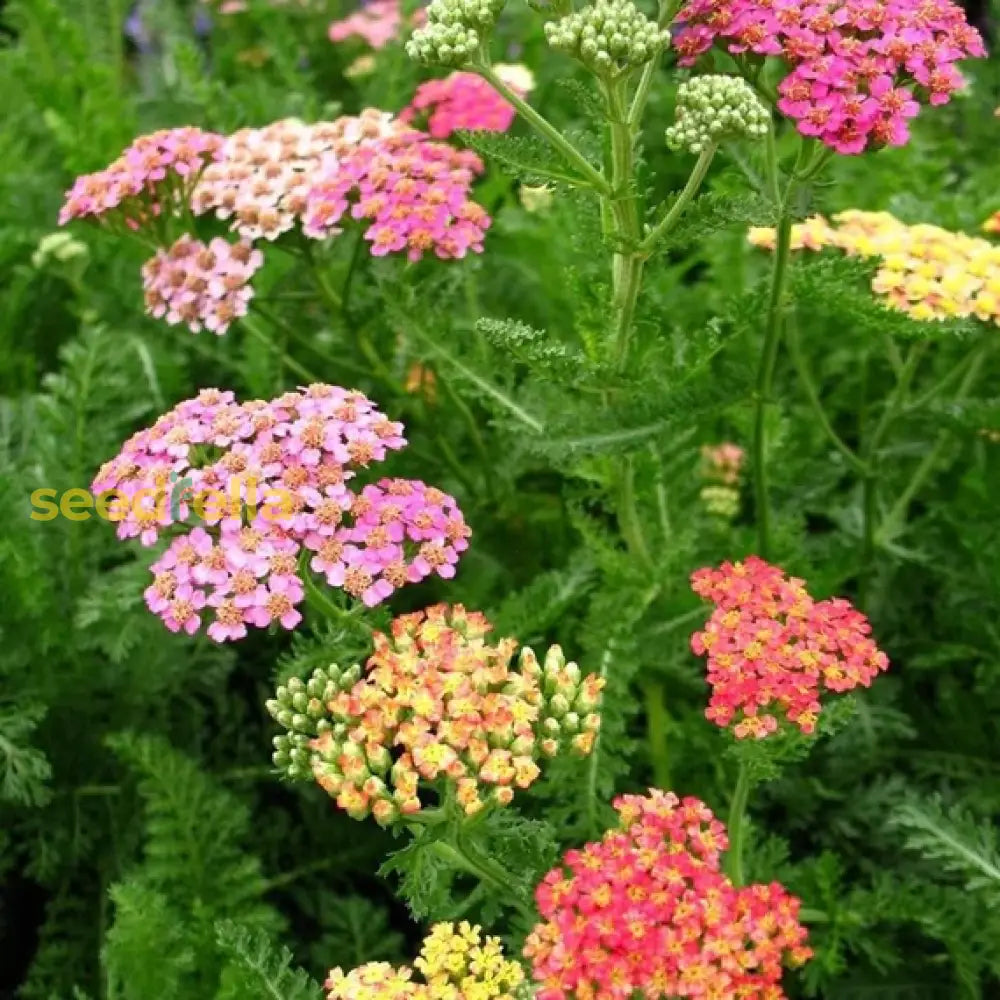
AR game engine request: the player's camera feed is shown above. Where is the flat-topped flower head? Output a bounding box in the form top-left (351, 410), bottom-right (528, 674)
top-left (267, 604), bottom-right (603, 824)
top-left (400, 66), bottom-right (533, 138)
top-left (545, 0), bottom-right (671, 78)
top-left (304, 128), bottom-right (490, 261)
top-left (666, 74), bottom-right (770, 154)
top-left (326, 921), bottom-right (524, 1000)
top-left (690, 556), bottom-right (889, 738)
top-left (191, 112), bottom-right (402, 242)
top-left (525, 789), bottom-right (811, 1000)
top-left (328, 0), bottom-right (426, 49)
top-left (95, 385), bottom-right (468, 641)
top-left (750, 209), bottom-right (1000, 324)
top-left (58, 126), bottom-right (224, 227)
top-left (673, 0), bottom-right (985, 154)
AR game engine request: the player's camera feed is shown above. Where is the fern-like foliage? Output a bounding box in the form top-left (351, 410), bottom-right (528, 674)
top-left (0, 702), bottom-right (52, 806)
top-left (891, 794), bottom-right (1000, 899)
top-left (457, 131), bottom-right (598, 187)
top-left (215, 921), bottom-right (324, 1000)
top-left (107, 731), bottom-right (277, 922)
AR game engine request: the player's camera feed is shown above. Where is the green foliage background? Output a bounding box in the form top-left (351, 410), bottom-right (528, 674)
top-left (2, 0), bottom-right (1000, 997)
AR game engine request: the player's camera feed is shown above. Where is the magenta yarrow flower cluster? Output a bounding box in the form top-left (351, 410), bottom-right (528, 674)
top-left (400, 66), bottom-right (534, 139)
top-left (141, 236), bottom-right (264, 334)
top-left (673, 0), bottom-right (986, 153)
top-left (92, 384), bottom-right (470, 641)
top-left (59, 112), bottom-right (492, 332)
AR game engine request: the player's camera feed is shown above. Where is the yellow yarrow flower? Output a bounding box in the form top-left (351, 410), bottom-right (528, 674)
top-left (326, 923), bottom-right (524, 1000)
top-left (750, 209), bottom-right (1000, 326)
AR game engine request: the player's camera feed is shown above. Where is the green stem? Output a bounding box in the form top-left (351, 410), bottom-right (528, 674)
top-left (725, 761), bottom-right (752, 885)
top-left (786, 312), bottom-right (869, 476)
top-left (434, 840), bottom-right (536, 924)
top-left (605, 79), bottom-right (645, 371)
top-left (643, 679), bottom-right (671, 789)
top-left (752, 207), bottom-right (792, 559)
top-left (637, 144), bottom-right (717, 256)
top-left (241, 313), bottom-right (322, 384)
top-left (878, 342), bottom-right (989, 542)
top-left (859, 341), bottom-right (926, 597)
top-left (477, 65), bottom-right (612, 196)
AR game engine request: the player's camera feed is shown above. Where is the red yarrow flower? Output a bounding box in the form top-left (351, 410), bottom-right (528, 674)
top-left (525, 789), bottom-right (812, 1000)
top-left (690, 556), bottom-right (889, 738)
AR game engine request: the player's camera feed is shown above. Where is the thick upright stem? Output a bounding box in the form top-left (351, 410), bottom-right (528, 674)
top-left (606, 81), bottom-right (646, 371)
top-left (725, 761), bottom-right (752, 886)
top-left (752, 207), bottom-right (793, 560)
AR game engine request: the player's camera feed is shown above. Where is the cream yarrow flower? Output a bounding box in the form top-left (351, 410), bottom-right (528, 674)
top-left (544, 0), bottom-right (670, 79)
top-left (267, 604), bottom-right (604, 825)
top-left (325, 921), bottom-right (524, 1000)
top-left (666, 75), bottom-right (769, 154)
top-left (406, 0), bottom-right (506, 66)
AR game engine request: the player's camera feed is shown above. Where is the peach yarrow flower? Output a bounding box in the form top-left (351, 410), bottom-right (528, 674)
top-left (268, 603), bottom-right (604, 825)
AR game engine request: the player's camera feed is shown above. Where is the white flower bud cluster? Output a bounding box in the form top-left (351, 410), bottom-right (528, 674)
top-left (406, 0), bottom-right (506, 67)
top-left (543, 0), bottom-right (669, 79)
top-left (666, 74), bottom-right (770, 154)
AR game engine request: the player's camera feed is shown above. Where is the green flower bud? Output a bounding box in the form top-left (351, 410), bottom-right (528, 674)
top-left (406, 0), bottom-right (505, 66)
top-left (666, 75), bottom-right (770, 155)
top-left (545, 0), bottom-right (669, 78)
top-left (549, 693), bottom-right (571, 718)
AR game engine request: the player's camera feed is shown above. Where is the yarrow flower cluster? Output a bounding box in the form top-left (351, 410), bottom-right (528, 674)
top-left (666, 74), bottom-right (770, 154)
top-left (749, 209), bottom-right (1000, 324)
top-left (93, 385), bottom-right (470, 641)
top-left (191, 112), bottom-right (402, 242)
top-left (673, 0), bottom-right (986, 153)
top-left (58, 126), bottom-right (224, 227)
top-left (325, 920), bottom-right (524, 1000)
top-left (699, 442), bottom-right (744, 519)
top-left (544, 0), bottom-right (671, 78)
top-left (328, 0), bottom-right (426, 49)
top-left (303, 129), bottom-right (490, 260)
top-left (61, 111), bottom-right (494, 332)
top-left (141, 235), bottom-right (263, 334)
top-left (691, 556), bottom-right (889, 738)
top-left (400, 65), bottom-right (534, 138)
top-left (406, 0), bottom-right (507, 67)
top-left (267, 604), bottom-right (603, 825)
top-left (525, 789), bottom-right (812, 999)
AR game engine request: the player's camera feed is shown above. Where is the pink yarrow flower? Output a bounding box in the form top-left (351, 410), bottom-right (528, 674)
top-left (328, 0), bottom-right (425, 49)
top-left (99, 384), bottom-right (471, 642)
top-left (673, 0), bottom-right (986, 153)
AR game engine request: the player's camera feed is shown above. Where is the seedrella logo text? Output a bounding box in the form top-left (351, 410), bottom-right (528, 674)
top-left (30, 472), bottom-right (296, 523)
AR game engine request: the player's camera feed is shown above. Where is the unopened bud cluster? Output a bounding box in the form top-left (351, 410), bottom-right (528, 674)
top-left (666, 75), bottom-right (769, 154)
top-left (267, 604), bottom-right (604, 826)
top-left (268, 666), bottom-right (361, 781)
top-left (699, 442), bottom-right (744, 520)
top-left (406, 0), bottom-right (506, 66)
top-left (544, 0), bottom-right (670, 79)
